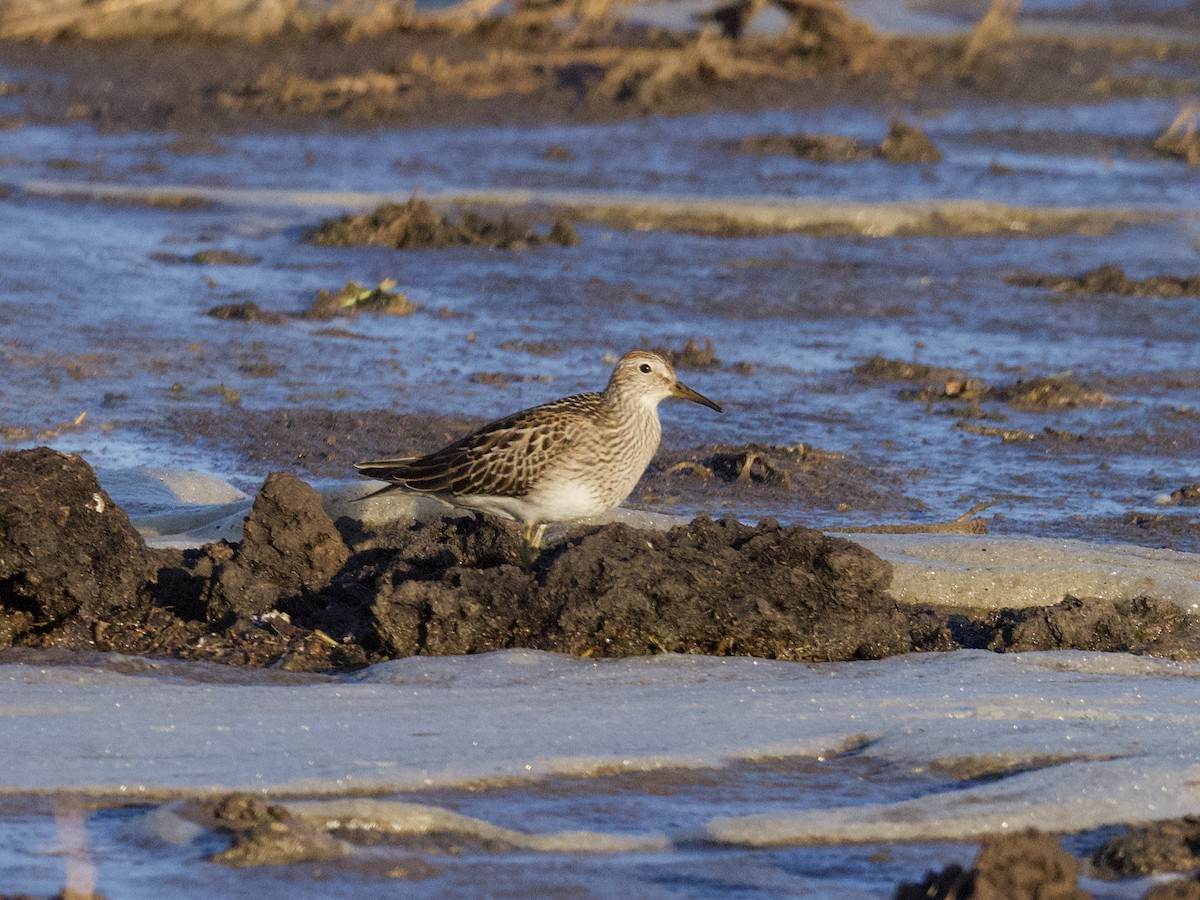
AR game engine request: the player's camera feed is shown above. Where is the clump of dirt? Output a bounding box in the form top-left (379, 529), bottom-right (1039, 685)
top-left (985, 595), bottom-right (1200, 658)
top-left (1154, 104), bottom-right (1200, 167)
top-left (990, 375), bottom-right (1112, 410)
top-left (469, 371), bottom-right (553, 385)
top-left (0, 447), bottom-right (155, 645)
top-left (1007, 264), bottom-right (1200, 299)
top-left (151, 249), bottom-right (262, 265)
top-left (648, 338), bottom-right (755, 373)
top-left (739, 121), bottom-right (940, 163)
top-left (192, 794), bottom-right (345, 867)
top-left (207, 302), bottom-right (288, 325)
top-left (703, 443), bottom-right (801, 487)
top-left (309, 197), bottom-right (580, 251)
top-left (1093, 816), bottom-right (1200, 877)
top-left (895, 829), bottom-right (1087, 900)
top-left (301, 279), bottom-right (418, 320)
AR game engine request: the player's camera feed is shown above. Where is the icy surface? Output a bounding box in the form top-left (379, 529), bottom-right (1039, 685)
top-left (4, 649), bottom-right (1200, 844)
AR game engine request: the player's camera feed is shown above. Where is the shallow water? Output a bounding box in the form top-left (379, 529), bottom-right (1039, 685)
top-left (3, 90), bottom-right (1200, 538)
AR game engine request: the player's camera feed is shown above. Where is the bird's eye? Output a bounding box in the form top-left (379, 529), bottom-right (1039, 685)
top-left (639, 363), bottom-right (652, 373)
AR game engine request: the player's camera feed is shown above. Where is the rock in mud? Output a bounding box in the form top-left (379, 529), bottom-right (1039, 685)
top-left (197, 793), bottom-right (345, 867)
top-left (1007, 264), bottom-right (1200, 299)
top-left (1093, 816), bottom-right (1200, 877)
top-left (895, 829), bottom-right (1086, 900)
top-left (0, 447), bottom-right (153, 634)
top-left (309, 198), bottom-right (580, 251)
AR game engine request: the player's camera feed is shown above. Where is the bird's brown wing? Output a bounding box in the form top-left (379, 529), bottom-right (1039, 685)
top-left (355, 393), bottom-right (602, 498)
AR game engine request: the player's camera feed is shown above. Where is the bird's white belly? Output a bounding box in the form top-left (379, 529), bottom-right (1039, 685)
top-left (516, 479), bottom-right (609, 524)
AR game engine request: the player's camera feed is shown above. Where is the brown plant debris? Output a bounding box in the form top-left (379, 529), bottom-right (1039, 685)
top-left (1007, 263), bottom-right (1200, 299)
top-left (0, 0), bottom-right (414, 41)
top-left (740, 120), bottom-right (940, 164)
top-left (1154, 103), bottom-right (1200, 167)
top-left (309, 197), bottom-right (580, 251)
top-left (302, 279), bottom-right (418, 320)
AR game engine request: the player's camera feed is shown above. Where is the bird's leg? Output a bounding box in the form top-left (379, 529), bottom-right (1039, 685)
top-left (517, 522), bottom-right (547, 569)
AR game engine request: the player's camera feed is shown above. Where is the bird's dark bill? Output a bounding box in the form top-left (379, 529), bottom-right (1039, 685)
top-left (671, 381), bottom-right (722, 412)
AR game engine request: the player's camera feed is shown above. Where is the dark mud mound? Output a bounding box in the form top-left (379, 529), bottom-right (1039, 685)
top-left (1007, 264), bottom-right (1200, 299)
top-left (895, 829), bottom-right (1087, 899)
top-left (739, 121), bottom-right (940, 164)
top-left (309, 198), bottom-right (580, 251)
top-left (986, 595), bottom-right (1200, 659)
top-left (0, 447), bottom-right (907, 667)
top-left (541, 518), bottom-right (903, 659)
top-left (0, 448), bottom-right (155, 647)
top-left (1094, 816), bottom-right (1200, 878)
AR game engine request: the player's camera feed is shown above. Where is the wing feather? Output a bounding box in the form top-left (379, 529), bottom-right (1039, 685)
top-left (355, 393), bottom-right (602, 498)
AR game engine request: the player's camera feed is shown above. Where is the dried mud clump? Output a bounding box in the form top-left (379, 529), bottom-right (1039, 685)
top-left (1093, 816), bottom-right (1200, 877)
top-left (1007, 264), bottom-right (1200, 299)
top-left (302, 279), bottom-right (418, 320)
top-left (739, 121), bottom-right (940, 164)
top-left (986, 595), bottom-right (1200, 659)
top-left (309, 198), bottom-right (580, 251)
top-left (896, 829), bottom-right (1087, 900)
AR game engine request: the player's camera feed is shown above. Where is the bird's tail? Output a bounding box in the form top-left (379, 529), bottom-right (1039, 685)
top-left (352, 457), bottom-right (418, 503)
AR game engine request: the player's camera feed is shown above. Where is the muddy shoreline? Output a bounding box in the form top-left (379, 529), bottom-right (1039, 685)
top-left (4, 447), bottom-right (1199, 673)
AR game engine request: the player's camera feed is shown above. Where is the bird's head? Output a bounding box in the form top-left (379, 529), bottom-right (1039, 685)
top-left (607, 350), bottom-right (723, 413)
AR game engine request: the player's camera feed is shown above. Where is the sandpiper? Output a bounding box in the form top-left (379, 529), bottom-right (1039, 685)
top-left (355, 349), bottom-right (722, 546)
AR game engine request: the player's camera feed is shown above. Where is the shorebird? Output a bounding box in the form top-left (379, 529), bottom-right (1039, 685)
top-left (354, 349), bottom-right (722, 547)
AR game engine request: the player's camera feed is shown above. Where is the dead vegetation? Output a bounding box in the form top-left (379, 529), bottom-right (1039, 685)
top-left (0, 0), bottom-right (413, 40)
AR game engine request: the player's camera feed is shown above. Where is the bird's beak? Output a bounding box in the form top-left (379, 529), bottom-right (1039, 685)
top-left (670, 380), bottom-right (723, 413)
